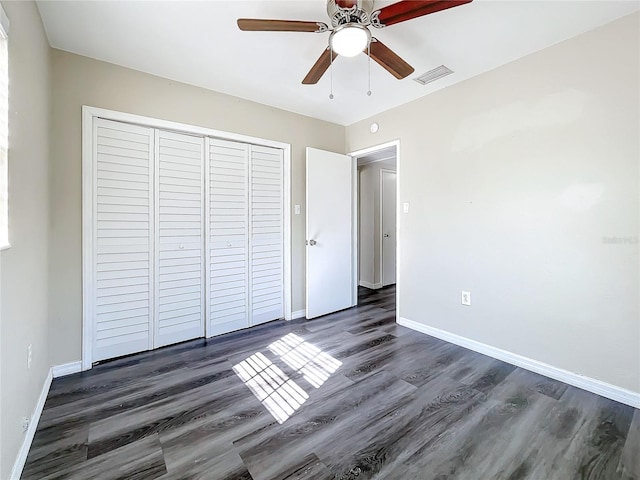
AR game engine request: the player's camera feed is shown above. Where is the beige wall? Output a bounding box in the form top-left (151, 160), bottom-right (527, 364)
top-left (49, 49), bottom-right (345, 366)
top-left (0, 1), bottom-right (51, 478)
top-left (346, 13), bottom-right (640, 392)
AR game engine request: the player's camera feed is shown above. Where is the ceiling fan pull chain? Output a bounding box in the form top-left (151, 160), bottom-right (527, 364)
top-left (367, 42), bottom-right (372, 96)
top-left (329, 48), bottom-right (334, 100)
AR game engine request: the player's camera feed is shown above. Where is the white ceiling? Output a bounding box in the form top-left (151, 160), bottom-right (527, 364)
top-left (36, 0), bottom-right (639, 126)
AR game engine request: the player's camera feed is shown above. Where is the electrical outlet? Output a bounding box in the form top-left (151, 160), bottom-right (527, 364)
top-left (461, 291), bottom-right (471, 306)
top-left (403, 202), bottom-right (410, 213)
top-left (27, 344), bottom-right (32, 369)
top-left (22, 416), bottom-right (29, 432)
top-left (295, 204), bottom-right (301, 215)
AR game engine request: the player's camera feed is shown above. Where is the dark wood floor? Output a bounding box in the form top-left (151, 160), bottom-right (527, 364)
top-left (23, 286), bottom-right (639, 479)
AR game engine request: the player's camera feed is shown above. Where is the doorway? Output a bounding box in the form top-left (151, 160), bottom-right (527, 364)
top-left (351, 142), bottom-right (399, 294)
top-left (303, 142), bottom-right (398, 319)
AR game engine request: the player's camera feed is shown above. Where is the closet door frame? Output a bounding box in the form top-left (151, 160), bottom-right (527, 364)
top-left (82, 106), bottom-right (292, 371)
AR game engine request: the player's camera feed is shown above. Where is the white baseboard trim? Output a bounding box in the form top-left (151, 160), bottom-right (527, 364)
top-left (52, 361), bottom-right (82, 378)
top-left (291, 309), bottom-right (306, 320)
top-left (397, 317), bottom-right (640, 409)
top-left (10, 368), bottom-right (53, 480)
top-left (359, 281), bottom-right (382, 289)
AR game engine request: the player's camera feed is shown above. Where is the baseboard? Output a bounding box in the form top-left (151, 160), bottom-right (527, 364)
top-left (10, 368), bottom-right (53, 480)
top-left (291, 309), bottom-right (306, 320)
top-left (52, 361), bottom-right (82, 378)
top-left (397, 317), bottom-right (640, 409)
top-left (359, 281), bottom-right (382, 289)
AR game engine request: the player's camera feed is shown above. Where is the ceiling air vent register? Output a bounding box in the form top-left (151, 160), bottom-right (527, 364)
top-left (414, 65), bottom-right (454, 85)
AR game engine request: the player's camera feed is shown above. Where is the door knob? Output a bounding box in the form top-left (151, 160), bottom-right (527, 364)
top-left (383, 234), bottom-right (390, 238)
top-left (307, 239), bottom-right (317, 246)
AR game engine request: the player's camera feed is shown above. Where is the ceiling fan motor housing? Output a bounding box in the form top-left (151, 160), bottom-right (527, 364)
top-left (327, 0), bottom-right (375, 27)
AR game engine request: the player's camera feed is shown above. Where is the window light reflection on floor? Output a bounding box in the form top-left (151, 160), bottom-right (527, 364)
top-left (268, 333), bottom-right (342, 388)
top-left (233, 334), bottom-right (342, 424)
top-left (233, 352), bottom-right (309, 424)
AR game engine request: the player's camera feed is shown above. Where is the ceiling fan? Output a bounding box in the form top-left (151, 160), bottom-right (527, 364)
top-left (237, 0), bottom-right (473, 85)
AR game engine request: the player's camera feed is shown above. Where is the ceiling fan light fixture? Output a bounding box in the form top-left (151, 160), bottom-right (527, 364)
top-left (329, 23), bottom-right (371, 57)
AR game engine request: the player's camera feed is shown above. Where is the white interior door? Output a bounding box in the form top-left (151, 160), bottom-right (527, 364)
top-left (381, 169), bottom-right (396, 286)
top-left (93, 118), bottom-right (154, 362)
top-left (155, 130), bottom-right (205, 347)
top-left (306, 147), bottom-right (354, 319)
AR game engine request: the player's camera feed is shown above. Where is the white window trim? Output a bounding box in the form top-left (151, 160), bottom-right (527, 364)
top-left (82, 105), bottom-right (293, 370)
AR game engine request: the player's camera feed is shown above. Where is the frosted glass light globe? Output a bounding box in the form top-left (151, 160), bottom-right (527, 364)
top-left (330, 24), bottom-right (371, 57)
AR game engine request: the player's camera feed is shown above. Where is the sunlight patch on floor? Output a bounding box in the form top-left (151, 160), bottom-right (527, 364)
top-left (233, 333), bottom-right (342, 424)
top-left (233, 352), bottom-right (309, 424)
top-left (269, 333), bottom-right (342, 388)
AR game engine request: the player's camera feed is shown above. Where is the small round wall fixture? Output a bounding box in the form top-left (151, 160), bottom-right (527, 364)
top-left (370, 122), bottom-right (379, 133)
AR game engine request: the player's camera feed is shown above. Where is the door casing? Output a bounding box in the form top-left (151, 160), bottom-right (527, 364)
top-left (348, 140), bottom-right (400, 309)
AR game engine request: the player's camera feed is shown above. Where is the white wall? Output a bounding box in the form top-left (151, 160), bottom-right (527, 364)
top-left (0, 2), bottom-right (51, 477)
top-left (346, 13), bottom-right (640, 393)
top-left (49, 49), bottom-right (345, 366)
top-left (358, 159), bottom-right (396, 288)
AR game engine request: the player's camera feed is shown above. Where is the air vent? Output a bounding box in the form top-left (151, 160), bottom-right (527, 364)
top-left (414, 65), bottom-right (454, 85)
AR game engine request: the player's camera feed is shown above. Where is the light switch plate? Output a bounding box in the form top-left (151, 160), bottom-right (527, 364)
top-left (295, 204), bottom-right (301, 215)
top-left (403, 202), bottom-right (410, 213)
top-left (461, 291), bottom-right (471, 306)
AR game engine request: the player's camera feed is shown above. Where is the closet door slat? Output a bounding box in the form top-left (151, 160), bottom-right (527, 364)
top-left (155, 130), bottom-right (205, 347)
top-left (94, 118), bottom-right (154, 362)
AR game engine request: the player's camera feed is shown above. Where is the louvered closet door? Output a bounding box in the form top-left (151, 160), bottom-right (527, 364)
top-left (250, 146), bottom-right (284, 325)
top-left (155, 130), bottom-right (205, 347)
top-left (94, 119), bottom-right (154, 362)
top-left (208, 139), bottom-right (250, 336)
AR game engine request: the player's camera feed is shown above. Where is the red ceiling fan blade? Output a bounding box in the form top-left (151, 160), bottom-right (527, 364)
top-left (368, 39), bottom-right (414, 79)
top-left (375, 0), bottom-right (472, 27)
top-left (302, 48), bottom-right (336, 85)
top-left (237, 19), bottom-right (328, 32)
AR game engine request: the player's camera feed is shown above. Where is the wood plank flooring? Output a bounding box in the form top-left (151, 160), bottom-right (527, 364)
top-left (23, 286), bottom-right (639, 479)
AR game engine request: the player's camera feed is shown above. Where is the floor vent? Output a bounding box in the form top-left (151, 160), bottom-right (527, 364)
top-left (414, 65), bottom-right (453, 85)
